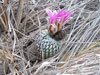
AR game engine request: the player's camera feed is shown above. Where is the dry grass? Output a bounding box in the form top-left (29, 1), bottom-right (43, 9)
top-left (0, 0), bottom-right (100, 75)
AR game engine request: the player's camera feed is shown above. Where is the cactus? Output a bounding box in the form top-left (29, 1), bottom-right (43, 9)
top-left (33, 9), bottom-right (74, 59)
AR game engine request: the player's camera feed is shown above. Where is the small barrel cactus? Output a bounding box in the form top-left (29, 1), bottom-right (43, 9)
top-left (34, 8), bottom-right (74, 59)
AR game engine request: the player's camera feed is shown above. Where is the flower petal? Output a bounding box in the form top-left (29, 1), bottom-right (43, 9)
top-left (62, 11), bottom-right (74, 23)
top-left (46, 8), bottom-right (53, 18)
top-left (56, 9), bottom-right (64, 17)
top-left (46, 8), bottom-right (58, 24)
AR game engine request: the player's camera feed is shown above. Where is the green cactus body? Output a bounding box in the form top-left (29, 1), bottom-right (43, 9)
top-left (35, 29), bottom-right (62, 58)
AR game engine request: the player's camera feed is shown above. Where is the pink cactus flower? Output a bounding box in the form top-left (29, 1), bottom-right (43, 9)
top-left (46, 8), bottom-right (74, 34)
